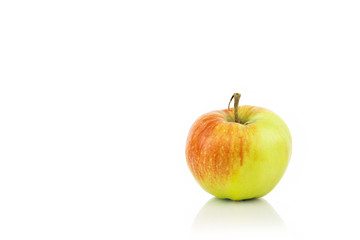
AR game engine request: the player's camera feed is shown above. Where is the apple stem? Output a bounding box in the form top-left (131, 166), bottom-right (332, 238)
top-left (228, 93), bottom-right (241, 123)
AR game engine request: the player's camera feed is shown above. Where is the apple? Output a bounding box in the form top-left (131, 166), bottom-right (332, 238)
top-left (186, 93), bottom-right (292, 200)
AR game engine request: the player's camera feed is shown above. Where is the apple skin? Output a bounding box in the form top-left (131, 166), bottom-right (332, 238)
top-left (186, 105), bottom-right (291, 200)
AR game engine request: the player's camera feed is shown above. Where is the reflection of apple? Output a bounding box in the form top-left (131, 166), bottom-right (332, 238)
top-left (191, 198), bottom-right (287, 238)
top-left (186, 93), bottom-right (291, 200)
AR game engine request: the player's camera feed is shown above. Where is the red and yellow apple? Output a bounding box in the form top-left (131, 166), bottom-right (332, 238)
top-left (186, 93), bottom-right (291, 200)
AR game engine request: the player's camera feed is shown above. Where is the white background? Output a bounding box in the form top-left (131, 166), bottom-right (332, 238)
top-left (1, 1), bottom-right (359, 239)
